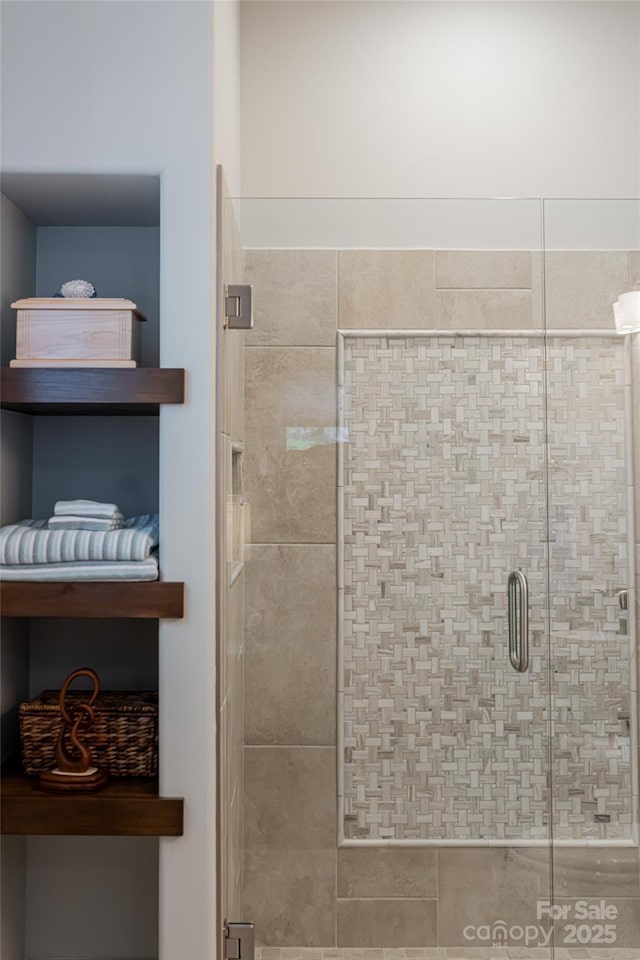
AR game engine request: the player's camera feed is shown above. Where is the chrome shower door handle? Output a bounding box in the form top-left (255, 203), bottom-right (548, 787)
top-left (508, 570), bottom-right (529, 672)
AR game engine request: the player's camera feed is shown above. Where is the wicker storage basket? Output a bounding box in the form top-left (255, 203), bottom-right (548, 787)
top-left (19, 691), bottom-right (158, 777)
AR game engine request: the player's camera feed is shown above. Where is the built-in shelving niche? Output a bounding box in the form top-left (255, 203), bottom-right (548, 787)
top-left (0, 173), bottom-right (171, 960)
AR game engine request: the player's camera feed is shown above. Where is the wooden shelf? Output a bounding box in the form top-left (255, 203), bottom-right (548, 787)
top-left (0, 580), bottom-right (184, 618)
top-left (1, 769), bottom-right (183, 836)
top-left (0, 367), bottom-right (185, 414)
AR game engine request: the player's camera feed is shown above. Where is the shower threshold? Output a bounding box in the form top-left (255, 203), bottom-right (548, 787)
top-left (255, 949), bottom-right (638, 960)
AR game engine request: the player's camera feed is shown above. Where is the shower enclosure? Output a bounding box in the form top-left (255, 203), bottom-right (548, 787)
top-left (217, 189), bottom-right (640, 958)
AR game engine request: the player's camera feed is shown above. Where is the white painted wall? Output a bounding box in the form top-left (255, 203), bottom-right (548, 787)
top-left (0, 1), bottom-right (242, 956)
top-left (0, 194), bottom-right (35, 960)
top-left (241, 1), bottom-right (640, 201)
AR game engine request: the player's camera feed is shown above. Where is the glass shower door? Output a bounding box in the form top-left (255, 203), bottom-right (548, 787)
top-left (544, 198), bottom-right (640, 956)
top-left (340, 329), bottom-right (554, 951)
top-left (230, 197), bottom-right (558, 956)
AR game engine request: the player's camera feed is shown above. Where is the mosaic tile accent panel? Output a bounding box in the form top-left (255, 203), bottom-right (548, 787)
top-left (545, 339), bottom-right (632, 839)
top-left (341, 335), bottom-right (632, 841)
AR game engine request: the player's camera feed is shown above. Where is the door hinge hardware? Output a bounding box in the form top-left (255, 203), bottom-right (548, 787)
top-left (225, 285), bottom-right (254, 329)
top-left (224, 921), bottom-right (255, 960)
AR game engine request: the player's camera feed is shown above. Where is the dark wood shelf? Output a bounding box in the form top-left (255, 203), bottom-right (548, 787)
top-left (0, 367), bottom-right (185, 414)
top-left (1, 769), bottom-right (184, 836)
top-left (0, 580), bottom-right (184, 618)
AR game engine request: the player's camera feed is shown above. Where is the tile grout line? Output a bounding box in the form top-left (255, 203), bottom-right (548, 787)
top-left (248, 542), bottom-right (337, 547)
top-left (244, 744), bottom-right (336, 749)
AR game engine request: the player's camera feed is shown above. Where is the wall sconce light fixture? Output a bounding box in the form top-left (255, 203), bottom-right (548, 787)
top-left (613, 290), bottom-right (640, 334)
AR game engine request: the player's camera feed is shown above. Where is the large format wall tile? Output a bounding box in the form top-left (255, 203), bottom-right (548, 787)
top-left (244, 746), bottom-right (336, 850)
top-left (436, 288), bottom-right (533, 329)
top-left (245, 544), bottom-right (336, 745)
top-left (337, 847), bottom-right (437, 899)
top-left (544, 251), bottom-right (629, 328)
top-left (244, 848), bottom-right (336, 946)
top-left (551, 848), bottom-right (640, 899)
top-left (629, 250), bottom-right (640, 287)
top-left (337, 899), bottom-right (437, 948)
top-left (438, 848), bottom-right (550, 946)
top-left (245, 347), bottom-right (337, 543)
top-left (436, 250), bottom-right (532, 289)
top-left (246, 250), bottom-right (338, 346)
top-left (552, 898), bottom-right (640, 949)
top-left (338, 251), bottom-right (435, 329)
top-left (244, 747), bottom-right (337, 945)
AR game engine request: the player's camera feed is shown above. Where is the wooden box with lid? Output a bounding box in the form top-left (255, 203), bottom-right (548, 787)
top-left (10, 298), bottom-right (146, 368)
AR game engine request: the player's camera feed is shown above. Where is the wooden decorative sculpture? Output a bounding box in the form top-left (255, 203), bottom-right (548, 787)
top-left (39, 668), bottom-right (108, 793)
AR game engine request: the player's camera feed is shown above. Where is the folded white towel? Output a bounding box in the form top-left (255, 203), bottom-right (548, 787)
top-left (48, 513), bottom-right (124, 532)
top-left (53, 499), bottom-right (121, 520)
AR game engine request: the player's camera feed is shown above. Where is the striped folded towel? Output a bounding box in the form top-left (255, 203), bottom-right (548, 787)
top-left (48, 513), bottom-right (124, 532)
top-left (0, 555), bottom-right (159, 582)
top-left (0, 514), bottom-right (159, 565)
top-left (53, 500), bottom-right (121, 521)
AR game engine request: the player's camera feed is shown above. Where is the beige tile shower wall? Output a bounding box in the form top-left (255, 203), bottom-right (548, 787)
top-left (244, 747), bottom-right (337, 946)
top-left (338, 250), bottom-right (540, 331)
top-left (245, 544), bottom-right (336, 746)
top-left (544, 252), bottom-right (632, 329)
top-left (243, 250), bottom-right (339, 946)
top-left (242, 249), bottom-right (640, 947)
top-left (334, 846), bottom-right (640, 949)
top-left (337, 248), bottom-right (639, 332)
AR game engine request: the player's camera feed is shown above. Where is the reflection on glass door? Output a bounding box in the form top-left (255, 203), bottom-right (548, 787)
top-left (226, 197), bottom-right (640, 957)
top-left (544, 199), bottom-right (640, 956)
top-left (339, 330), bottom-right (554, 952)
